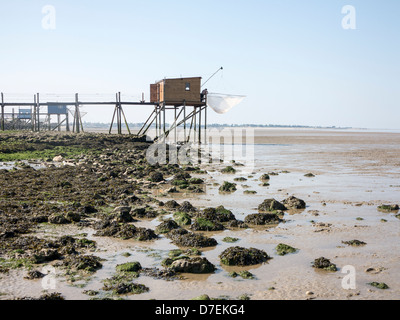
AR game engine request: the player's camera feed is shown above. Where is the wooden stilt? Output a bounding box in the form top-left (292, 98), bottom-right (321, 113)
top-left (198, 106), bottom-right (202, 144)
top-left (36, 93), bottom-right (40, 132)
top-left (66, 111), bottom-right (70, 132)
top-left (163, 103), bottom-right (166, 139)
top-left (31, 95), bottom-right (36, 132)
top-left (75, 94), bottom-right (80, 133)
top-left (204, 104), bottom-right (207, 144)
top-left (1, 93), bottom-right (4, 131)
top-left (183, 101), bottom-right (187, 142)
top-left (174, 106), bottom-right (177, 144)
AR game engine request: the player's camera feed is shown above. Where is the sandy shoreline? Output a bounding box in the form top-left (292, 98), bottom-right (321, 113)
top-left (0, 129), bottom-right (399, 300)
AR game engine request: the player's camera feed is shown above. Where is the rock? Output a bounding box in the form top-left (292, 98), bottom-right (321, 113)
top-left (149, 171), bottom-right (164, 183)
top-left (155, 220), bottom-right (180, 234)
top-left (94, 222), bottom-right (157, 241)
top-left (259, 174), bottom-right (270, 181)
top-left (282, 196), bottom-right (306, 209)
top-left (312, 257), bottom-right (337, 271)
top-left (167, 187), bottom-right (179, 193)
top-left (170, 257), bottom-right (215, 274)
top-left (33, 249), bottom-right (61, 264)
top-left (164, 200), bottom-right (180, 209)
top-left (196, 206), bottom-right (236, 223)
top-left (62, 255), bottom-right (103, 273)
top-left (82, 205), bottom-right (98, 214)
top-left (48, 214), bottom-right (70, 225)
top-left (377, 204), bottom-right (399, 211)
top-left (106, 282), bottom-right (149, 295)
top-left (173, 212), bottom-right (192, 226)
top-left (191, 218), bottom-right (225, 231)
top-left (116, 261), bottom-right (142, 273)
top-left (234, 177), bottom-right (247, 182)
top-left (221, 166), bottom-right (236, 174)
top-left (222, 237), bottom-right (240, 243)
top-left (65, 211), bottom-right (81, 223)
top-left (275, 243), bottom-right (298, 256)
top-left (219, 246), bottom-right (271, 266)
top-left (258, 199), bottom-right (287, 212)
top-left (131, 207), bottom-right (159, 219)
top-left (342, 239), bottom-right (366, 247)
top-left (189, 178), bottom-right (204, 184)
top-left (53, 155), bottom-right (63, 162)
top-left (112, 206), bottom-right (134, 223)
top-left (178, 201), bottom-right (197, 213)
top-left (365, 267), bottom-right (385, 274)
top-left (368, 282), bottom-right (389, 290)
top-left (119, 224), bottom-right (157, 241)
top-left (219, 181), bottom-right (237, 193)
top-left (225, 220), bottom-right (248, 228)
top-left (244, 213), bottom-right (283, 225)
top-left (38, 293), bottom-right (65, 300)
top-left (167, 229), bottom-right (217, 248)
top-left (140, 267), bottom-right (179, 280)
top-left (24, 270), bottom-right (45, 280)
top-left (304, 173), bottom-right (315, 177)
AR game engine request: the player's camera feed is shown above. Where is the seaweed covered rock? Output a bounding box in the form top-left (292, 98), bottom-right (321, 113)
top-left (173, 211), bottom-right (192, 226)
top-left (94, 222), bottom-right (157, 241)
top-left (131, 207), bottom-right (159, 219)
top-left (275, 243), bottom-right (298, 256)
top-left (48, 214), bottom-right (70, 225)
top-left (155, 220), bottom-right (180, 234)
top-left (167, 229), bottom-right (217, 248)
top-left (164, 200), bottom-right (180, 209)
top-left (225, 220), bottom-right (248, 229)
top-left (149, 171), bottom-right (164, 183)
top-left (368, 282), bottom-right (389, 290)
top-left (219, 246), bottom-right (271, 266)
top-left (191, 218), bottom-right (225, 231)
top-left (32, 249), bottom-right (62, 264)
top-left (62, 255), bottom-right (103, 273)
top-left (197, 206), bottom-right (236, 223)
top-left (312, 257), bottom-right (337, 271)
top-left (170, 257), bottom-right (216, 274)
top-left (258, 199), bottom-right (287, 212)
top-left (342, 239), bottom-right (366, 247)
top-left (259, 174), bottom-right (270, 181)
top-left (244, 213), bottom-right (283, 225)
top-left (219, 181), bottom-right (237, 193)
top-left (282, 196), bottom-right (306, 210)
top-left (377, 204), bottom-right (399, 212)
top-left (178, 201), bottom-right (197, 213)
top-left (111, 206), bottom-right (134, 223)
top-left (103, 281), bottom-right (149, 295)
top-left (24, 270), bottom-right (45, 280)
top-left (116, 261), bottom-right (142, 273)
top-left (221, 166), bottom-right (237, 174)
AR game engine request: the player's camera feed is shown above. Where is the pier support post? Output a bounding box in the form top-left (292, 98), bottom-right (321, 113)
top-left (36, 93), bottom-right (40, 132)
top-left (183, 101), bottom-right (186, 143)
top-left (74, 93), bottom-right (81, 133)
top-left (1, 93), bottom-right (4, 131)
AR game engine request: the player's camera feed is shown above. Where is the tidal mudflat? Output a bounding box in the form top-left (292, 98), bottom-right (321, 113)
top-left (0, 129), bottom-right (399, 300)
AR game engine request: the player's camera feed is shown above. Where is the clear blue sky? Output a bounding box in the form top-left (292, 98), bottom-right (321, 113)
top-left (0, 0), bottom-right (399, 129)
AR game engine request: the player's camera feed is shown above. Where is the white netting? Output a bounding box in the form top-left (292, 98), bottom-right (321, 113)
top-left (207, 93), bottom-right (245, 114)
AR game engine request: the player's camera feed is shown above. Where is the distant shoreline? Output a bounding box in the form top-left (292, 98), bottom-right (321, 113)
top-left (83, 123), bottom-right (400, 134)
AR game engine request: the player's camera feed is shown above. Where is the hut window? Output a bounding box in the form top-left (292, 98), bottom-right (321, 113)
top-left (185, 83), bottom-right (191, 91)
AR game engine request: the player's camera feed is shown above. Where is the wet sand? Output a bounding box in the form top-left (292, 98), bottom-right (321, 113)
top-left (1, 128), bottom-right (399, 300)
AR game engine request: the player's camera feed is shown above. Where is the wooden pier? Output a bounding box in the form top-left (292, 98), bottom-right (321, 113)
top-left (0, 89), bottom-right (208, 144)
